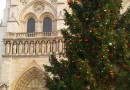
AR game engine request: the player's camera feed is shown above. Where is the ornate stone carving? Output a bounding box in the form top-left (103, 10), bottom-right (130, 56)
top-left (5, 42), bottom-right (10, 54)
top-left (4, 38), bottom-right (64, 56)
top-left (12, 42), bottom-right (17, 54)
top-left (14, 67), bottom-right (47, 90)
top-left (33, 3), bottom-right (45, 13)
top-left (19, 42), bottom-right (23, 54)
top-left (58, 40), bottom-right (62, 52)
top-left (24, 42), bottom-right (28, 54)
top-left (47, 41), bottom-right (51, 53)
top-left (36, 42), bottom-right (40, 54)
top-left (30, 41), bottom-right (34, 54)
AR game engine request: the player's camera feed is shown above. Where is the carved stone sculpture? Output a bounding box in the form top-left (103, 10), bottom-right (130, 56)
top-left (6, 42), bottom-right (10, 54)
top-left (41, 41), bottom-right (45, 54)
top-left (19, 42), bottom-right (23, 54)
top-left (47, 41), bottom-right (50, 53)
top-left (24, 42), bottom-right (28, 54)
top-left (33, 3), bottom-right (45, 13)
top-left (13, 42), bottom-right (17, 54)
top-left (30, 42), bottom-right (34, 54)
top-left (59, 40), bottom-right (62, 52)
top-left (36, 42), bottom-right (40, 54)
top-left (52, 41), bottom-right (56, 52)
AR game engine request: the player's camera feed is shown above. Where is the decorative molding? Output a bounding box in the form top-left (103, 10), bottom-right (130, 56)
top-left (33, 3), bottom-right (45, 13)
top-left (57, 10), bottom-right (64, 19)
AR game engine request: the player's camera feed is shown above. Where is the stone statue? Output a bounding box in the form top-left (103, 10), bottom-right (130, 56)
top-left (13, 42), bottom-right (17, 54)
top-left (19, 42), bottom-right (23, 54)
top-left (47, 41), bottom-right (50, 53)
top-left (24, 42), bottom-right (28, 53)
top-left (59, 40), bottom-right (62, 52)
top-left (41, 41), bottom-right (45, 54)
top-left (36, 42), bottom-right (40, 54)
top-left (53, 41), bottom-right (56, 52)
top-left (6, 42), bottom-right (10, 54)
top-left (2, 84), bottom-right (7, 90)
top-left (30, 42), bottom-right (34, 54)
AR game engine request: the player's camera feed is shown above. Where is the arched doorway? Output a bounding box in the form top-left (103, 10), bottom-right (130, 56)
top-left (14, 67), bottom-right (47, 90)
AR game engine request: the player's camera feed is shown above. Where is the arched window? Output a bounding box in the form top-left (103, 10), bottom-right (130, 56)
top-left (27, 18), bottom-right (35, 33)
top-left (43, 17), bottom-right (52, 32)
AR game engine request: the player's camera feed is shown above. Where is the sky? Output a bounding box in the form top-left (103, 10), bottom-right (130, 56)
top-left (0, 0), bottom-right (6, 20)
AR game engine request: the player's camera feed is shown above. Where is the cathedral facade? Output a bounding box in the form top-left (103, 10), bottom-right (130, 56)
top-left (0, 0), bottom-right (130, 90)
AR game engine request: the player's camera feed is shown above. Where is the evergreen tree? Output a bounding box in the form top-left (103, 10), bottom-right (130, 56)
top-left (44, 0), bottom-right (130, 90)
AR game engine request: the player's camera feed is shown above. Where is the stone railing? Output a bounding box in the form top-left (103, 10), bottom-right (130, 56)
top-left (5, 31), bottom-right (62, 39)
top-left (3, 38), bottom-right (65, 56)
top-left (0, 84), bottom-right (8, 90)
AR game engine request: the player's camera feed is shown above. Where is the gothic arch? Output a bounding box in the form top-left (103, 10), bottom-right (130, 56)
top-left (24, 12), bottom-right (38, 22)
top-left (14, 67), bottom-right (47, 90)
top-left (40, 12), bottom-right (56, 32)
top-left (39, 12), bottom-right (54, 21)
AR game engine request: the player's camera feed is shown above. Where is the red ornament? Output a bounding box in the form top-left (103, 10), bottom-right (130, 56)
top-left (77, 76), bottom-right (80, 79)
top-left (97, 4), bottom-right (101, 8)
top-left (84, 38), bottom-right (89, 42)
top-left (93, 28), bottom-right (96, 31)
top-left (109, 70), bottom-right (113, 73)
top-left (122, 65), bottom-right (127, 69)
top-left (86, 78), bottom-right (88, 81)
top-left (68, 0), bottom-right (71, 5)
top-left (106, 49), bottom-right (109, 52)
top-left (66, 63), bottom-right (69, 67)
top-left (78, 36), bottom-right (81, 39)
top-left (127, 43), bottom-right (130, 47)
top-left (72, 40), bottom-right (75, 43)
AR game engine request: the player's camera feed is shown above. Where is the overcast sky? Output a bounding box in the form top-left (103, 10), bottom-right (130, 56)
top-left (0, 0), bottom-right (6, 20)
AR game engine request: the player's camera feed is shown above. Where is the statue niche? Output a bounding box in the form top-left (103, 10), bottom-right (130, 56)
top-left (5, 41), bottom-right (10, 54)
top-left (46, 41), bottom-right (51, 53)
top-left (12, 42), bottom-right (17, 54)
top-left (18, 42), bottom-right (23, 54)
top-left (36, 41), bottom-right (40, 54)
top-left (41, 41), bottom-right (45, 54)
top-left (30, 41), bottom-right (34, 54)
top-left (58, 40), bottom-right (62, 52)
top-left (24, 42), bottom-right (28, 54)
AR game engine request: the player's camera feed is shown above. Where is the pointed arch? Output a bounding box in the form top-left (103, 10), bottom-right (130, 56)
top-left (27, 18), bottom-right (35, 33)
top-left (14, 67), bottom-right (47, 90)
top-left (43, 17), bottom-right (52, 32)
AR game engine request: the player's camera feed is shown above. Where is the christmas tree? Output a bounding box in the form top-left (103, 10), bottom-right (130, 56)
top-left (44, 0), bottom-right (130, 90)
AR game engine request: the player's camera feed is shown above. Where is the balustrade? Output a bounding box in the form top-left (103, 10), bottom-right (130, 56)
top-left (4, 39), bottom-right (64, 56)
top-left (5, 31), bottom-right (59, 38)
top-left (0, 84), bottom-right (8, 90)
